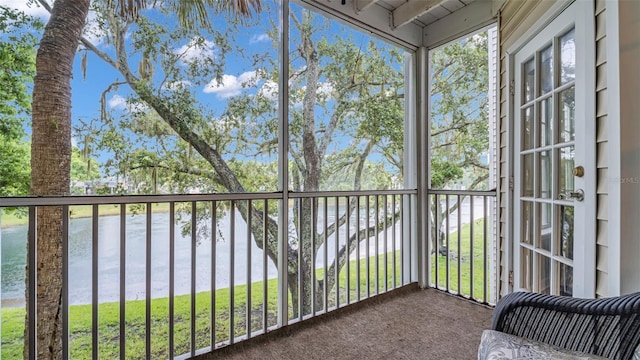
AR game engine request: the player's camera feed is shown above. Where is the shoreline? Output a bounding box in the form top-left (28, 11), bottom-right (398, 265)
top-left (2, 298), bottom-right (25, 308)
top-left (1, 203), bottom-right (171, 229)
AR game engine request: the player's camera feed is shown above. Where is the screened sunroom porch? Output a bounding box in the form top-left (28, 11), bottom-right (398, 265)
top-left (0, 0), bottom-right (506, 358)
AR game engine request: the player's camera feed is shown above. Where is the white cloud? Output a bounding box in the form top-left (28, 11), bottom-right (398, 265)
top-left (0, 2), bottom-right (109, 46)
top-left (204, 71), bottom-right (258, 99)
top-left (108, 94), bottom-right (148, 113)
top-left (258, 80), bottom-right (278, 101)
top-left (175, 38), bottom-right (216, 65)
top-left (249, 33), bottom-right (270, 44)
top-left (0, 0), bottom-right (49, 19)
top-left (108, 94), bottom-right (127, 109)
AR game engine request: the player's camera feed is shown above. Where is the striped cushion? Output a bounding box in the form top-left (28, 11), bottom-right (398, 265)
top-left (492, 292), bottom-right (640, 359)
top-left (478, 330), bottom-right (607, 360)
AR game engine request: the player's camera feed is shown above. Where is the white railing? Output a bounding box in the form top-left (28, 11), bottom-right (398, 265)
top-left (427, 189), bottom-right (498, 305)
top-left (0, 189), bottom-right (416, 359)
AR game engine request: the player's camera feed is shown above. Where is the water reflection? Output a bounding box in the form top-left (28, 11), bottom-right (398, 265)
top-left (1, 205), bottom-right (402, 307)
top-left (1, 211), bottom-right (278, 306)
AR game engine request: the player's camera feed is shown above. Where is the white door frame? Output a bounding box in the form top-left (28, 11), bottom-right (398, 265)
top-left (506, 0), bottom-right (596, 298)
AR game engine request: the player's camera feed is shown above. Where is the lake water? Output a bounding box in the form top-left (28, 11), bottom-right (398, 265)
top-left (1, 211), bottom-right (281, 306)
top-left (1, 199), bottom-right (485, 307)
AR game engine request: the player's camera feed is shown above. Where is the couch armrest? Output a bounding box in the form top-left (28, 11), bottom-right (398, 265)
top-left (491, 291), bottom-right (640, 360)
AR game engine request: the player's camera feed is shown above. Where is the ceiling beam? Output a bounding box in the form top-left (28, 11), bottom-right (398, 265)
top-left (294, 0), bottom-right (423, 50)
top-left (355, 0), bottom-right (379, 12)
top-left (392, 0), bottom-right (446, 29)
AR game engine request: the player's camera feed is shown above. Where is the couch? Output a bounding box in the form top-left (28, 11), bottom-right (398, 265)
top-left (478, 291), bottom-right (640, 360)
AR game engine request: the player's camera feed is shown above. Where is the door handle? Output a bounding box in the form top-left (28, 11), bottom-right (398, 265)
top-left (558, 189), bottom-right (584, 202)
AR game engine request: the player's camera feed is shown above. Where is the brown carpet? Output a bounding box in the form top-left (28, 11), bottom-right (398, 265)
top-left (195, 286), bottom-right (493, 360)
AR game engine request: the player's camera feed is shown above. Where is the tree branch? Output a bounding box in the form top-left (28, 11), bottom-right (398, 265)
top-left (324, 210), bottom-right (401, 294)
top-left (316, 139), bottom-right (375, 249)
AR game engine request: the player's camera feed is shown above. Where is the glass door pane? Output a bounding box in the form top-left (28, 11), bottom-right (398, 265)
top-left (559, 88), bottom-right (575, 142)
top-left (516, 21), bottom-right (578, 296)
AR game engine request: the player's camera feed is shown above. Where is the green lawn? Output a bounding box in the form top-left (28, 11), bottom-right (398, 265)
top-left (1, 218), bottom-right (485, 358)
top-left (431, 218), bottom-right (491, 301)
top-left (2, 280), bottom-right (281, 359)
top-left (1, 251), bottom-right (403, 359)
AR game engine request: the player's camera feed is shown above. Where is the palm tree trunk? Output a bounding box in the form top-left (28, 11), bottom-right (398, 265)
top-left (27, 1), bottom-right (90, 359)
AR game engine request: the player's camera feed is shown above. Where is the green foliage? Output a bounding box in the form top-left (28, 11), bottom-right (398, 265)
top-left (430, 33), bottom-right (490, 190)
top-left (82, 5), bottom-right (404, 195)
top-left (83, 2), bottom-right (252, 194)
top-left (428, 31), bottom-right (492, 251)
top-left (0, 140), bottom-right (30, 196)
top-left (71, 147), bottom-right (101, 182)
top-left (0, 6), bottom-right (43, 132)
top-left (0, 6), bottom-right (43, 196)
top-left (430, 158), bottom-right (463, 189)
top-left (261, 12), bottom-right (405, 191)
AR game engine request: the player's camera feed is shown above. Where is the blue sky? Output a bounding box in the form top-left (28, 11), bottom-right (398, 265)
top-left (1, 1), bottom-right (281, 150)
top-left (1, 0), bottom-right (407, 188)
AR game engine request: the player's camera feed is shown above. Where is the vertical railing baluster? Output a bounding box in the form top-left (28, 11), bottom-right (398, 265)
top-left (93, 204), bottom-right (99, 359)
top-left (434, 194), bottom-right (439, 289)
top-left (408, 195), bottom-right (413, 283)
top-left (28, 206), bottom-right (36, 360)
top-left (365, 195), bottom-right (370, 298)
top-left (457, 195), bottom-right (462, 295)
top-left (400, 195), bottom-right (404, 285)
top-left (297, 199), bottom-right (302, 321)
top-left (311, 197), bottom-right (316, 316)
top-left (229, 201), bottom-right (235, 344)
top-left (334, 196), bottom-right (339, 309)
top-left (345, 196), bottom-right (351, 305)
top-left (392, 195), bottom-right (396, 289)
top-left (483, 196), bottom-right (488, 303)
top-left (62, 205), bottom-right (69, 360)
top-left (246, 200), bottom-right (252, 338)
top-left (445, 195), bottom-right (450, 291)
top-left (263, 199), bottom-right (269, 331)
top-left (169, 203), bottom-right (175, 359)
top-left (375, 195), bottom-right (379, 295)
top-left (6, 191), bottom-right (435, 360)
top-left (119, 204), bottom-right (126, 360)
top-left (190, 202), bottom-right (197, 356)
top-left (211, 201), bottom-right (217, 348)
top-left (470, 196), bottom-right (475, 299)
top-left (323, 197), bottom-right (328, 312)
top-left (145, 204), bottom-right (151, 360)
top-left (383, 195), bottom-right (388, 292)
top-left (424, 191), bottom-right (495, 299)
top-left (355, 196), bottom-right (360, 301)
top-left (403, 194), bottom-right (413, 283)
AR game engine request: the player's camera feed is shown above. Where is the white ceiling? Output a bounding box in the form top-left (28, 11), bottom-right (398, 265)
top-left (297, 0), bottom-right (497, 50)
top-left (365, 0), bottom-right (476, 28)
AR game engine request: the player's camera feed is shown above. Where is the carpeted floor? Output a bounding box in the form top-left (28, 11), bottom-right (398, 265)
top-left (195, 286), bottom-right (493, 360)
